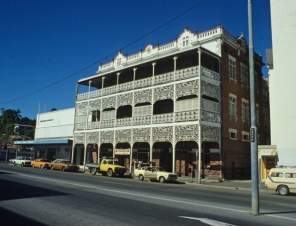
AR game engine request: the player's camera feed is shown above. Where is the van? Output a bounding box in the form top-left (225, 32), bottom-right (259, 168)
top-left (265, 167), bottom-right (296, 195)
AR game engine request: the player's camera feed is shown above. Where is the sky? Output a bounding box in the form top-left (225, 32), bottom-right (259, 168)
top-left (0, 0), bottom-right (272, 120)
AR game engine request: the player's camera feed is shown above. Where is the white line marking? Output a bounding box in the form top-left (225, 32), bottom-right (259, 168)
top-left (179, 216), bottom-right (236, 226)
top-left (3, 170), bottom-right (296, 222)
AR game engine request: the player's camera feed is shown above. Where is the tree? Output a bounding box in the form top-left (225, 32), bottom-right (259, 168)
top-left (0, 108), bottom-right (35, 137)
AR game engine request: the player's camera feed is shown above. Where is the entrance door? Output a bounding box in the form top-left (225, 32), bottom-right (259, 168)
top-left (262, 156), bottom-right (276, 180)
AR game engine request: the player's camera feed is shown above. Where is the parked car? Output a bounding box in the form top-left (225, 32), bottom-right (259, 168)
top-left (265, 167), bottom-right (296, 196)
top-left (31, 158), bottom-right (51, 169)
top-left (49, 159), bottom-right (80, 172)
top-left (11, 156), bottom-right (32, 167)
top-left (134, 166), bottom-right (178, 183)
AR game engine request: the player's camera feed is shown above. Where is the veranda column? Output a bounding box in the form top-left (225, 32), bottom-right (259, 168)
top-left (173, 56), bottom-right (178, 80)
top-left (198, 47), bottom-right (202, 184)
top-left (133, 68), bottom-right (137, 88)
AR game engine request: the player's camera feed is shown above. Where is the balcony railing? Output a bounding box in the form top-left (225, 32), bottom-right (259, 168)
top-left (74, 110), bottom-right (220, 131)
top-left (77, 65), bottom-right (220, 101)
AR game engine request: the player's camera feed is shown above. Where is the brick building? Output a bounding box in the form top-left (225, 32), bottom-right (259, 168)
top-left (72, 26), bottom-right (266, 179)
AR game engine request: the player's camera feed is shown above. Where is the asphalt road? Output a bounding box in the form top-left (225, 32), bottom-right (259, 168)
top-left (0, 162), bottom-right (296, 226)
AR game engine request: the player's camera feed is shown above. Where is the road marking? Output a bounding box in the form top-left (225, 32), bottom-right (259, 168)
top-left (179, 216), bottom-right (236, 226)
top-left (3, 170), bottom-right (296, 222)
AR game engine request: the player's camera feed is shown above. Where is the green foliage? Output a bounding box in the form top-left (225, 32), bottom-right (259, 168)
top-left (0, 108), bottom-right (36, 137)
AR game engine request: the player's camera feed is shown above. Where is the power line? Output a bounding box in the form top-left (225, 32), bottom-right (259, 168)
top-left (0, 0), bottom-right (207, 106)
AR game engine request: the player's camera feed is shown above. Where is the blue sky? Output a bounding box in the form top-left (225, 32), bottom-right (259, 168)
top-left (0, 0), bottom-right (271, 120)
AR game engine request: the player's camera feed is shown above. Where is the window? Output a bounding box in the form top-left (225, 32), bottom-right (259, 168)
top-left (229, 128), bottom-right (237, 140)
top-left (241, 63), bottom-right (249, 86)
top-left (229, 94), bottom-right (237, 118)
top-left (242, 131), bottom-right (250, 142)
top-left (183, 36), bottom-right (189, 47)
top-left (229, 55), bottom-right (236, 80)
top-left (242, 99), bottom-right (249, 122)
top-left (270, 172), bottom-right (283, 177)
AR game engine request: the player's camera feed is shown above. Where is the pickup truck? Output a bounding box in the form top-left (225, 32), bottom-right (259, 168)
top-left (11, 156), bottom-right (32, 167)
top-left (86, 157), bottom-right (127, 177)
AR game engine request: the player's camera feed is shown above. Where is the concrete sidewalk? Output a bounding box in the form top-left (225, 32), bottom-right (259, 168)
top-left (177, 176), bottom-right (265, 190)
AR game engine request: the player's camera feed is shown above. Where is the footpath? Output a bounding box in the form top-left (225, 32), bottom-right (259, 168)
top-left (177, 176), bottom-right (266, 191)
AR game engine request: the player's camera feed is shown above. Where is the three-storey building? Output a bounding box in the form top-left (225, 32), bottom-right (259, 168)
top-left (72, 26), bottom-right (264, 179)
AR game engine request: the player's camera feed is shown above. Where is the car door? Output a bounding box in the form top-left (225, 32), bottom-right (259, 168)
top-left (145, 167), bottom-right (156, 179)
top-left (99, 160), bottom-right (107, 172)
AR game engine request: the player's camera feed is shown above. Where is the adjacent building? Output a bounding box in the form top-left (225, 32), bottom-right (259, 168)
top-left (14, 108), bottom-right (74, 160)
top-left (262, 0), bottom-right (296, 172)
top-left (73, 26), bottom-right (266, 179)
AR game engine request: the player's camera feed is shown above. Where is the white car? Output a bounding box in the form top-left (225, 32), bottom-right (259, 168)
top-left (134, 166), bottom-right (178, 183)
top-left (11, 156), bottom-right (32, 167)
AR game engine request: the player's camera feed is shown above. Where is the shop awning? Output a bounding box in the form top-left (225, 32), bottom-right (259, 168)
top-left (258, 148), bottom-right (277, 156)
top-left (14, 139), bottom-right (72, 146)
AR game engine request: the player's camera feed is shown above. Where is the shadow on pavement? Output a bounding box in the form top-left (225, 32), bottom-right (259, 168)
top-left (0, 206), bottom-right (47, 225)
top-left (0, 178), bottom-right (69, 201)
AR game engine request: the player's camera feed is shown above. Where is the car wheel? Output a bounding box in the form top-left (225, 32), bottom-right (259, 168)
top-left (13, 162), bottom-right (16, 166)
top-left (32, 165), bottom-right (35, 168)
top-left (21, 163), bottom-right (24, 167)
top-left (51, 166), bottom-right (54, 170)
top-left (40, 165), bottom-right (43, 169)
top-left (107, 169), bottom-right (113, 177)
top-left (159, 176), bottom-right (165, 183)
top-left (278, 185), bottom-right (289, 196)
top-left (62, 167), bottom-right (66, 172)
top-left (91, 168), bottom-right (97, 175)
top-left (139, 174), bottom-right (144, 181)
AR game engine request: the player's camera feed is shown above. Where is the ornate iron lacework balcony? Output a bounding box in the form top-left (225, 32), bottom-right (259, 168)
top-left (152, 113), bottom-right (174, 124)
top-left (116, 118), bottom-right (132, 127)
top-left (133, 116), bottom-right (151, 125)
top-left (175, 110), bottom-right (199, 122)
top-left (101, 120), bottom-right (115, 128)
top-left (77, 65), bottom-right (221, 101)
top-left (154, 72), bottom-right (174, 85)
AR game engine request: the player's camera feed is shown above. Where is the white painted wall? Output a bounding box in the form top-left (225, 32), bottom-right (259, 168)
top-left (269, 0), bottom-right (296, 165)
top-left (35, 108), bottom-right (74, 140)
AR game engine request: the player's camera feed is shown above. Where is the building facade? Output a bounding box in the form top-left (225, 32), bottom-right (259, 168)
top-left (14, 108), bottom-right (74, 160)
top-left (73, 26), bottom-right (265, 179)
top-left (264, 0), bottom-right (296, 169)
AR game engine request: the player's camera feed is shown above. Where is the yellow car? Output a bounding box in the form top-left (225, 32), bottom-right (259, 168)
top-left (31, 158), bottom-right (50, 169)
top-left (49, 159), bottom-right (80, 172)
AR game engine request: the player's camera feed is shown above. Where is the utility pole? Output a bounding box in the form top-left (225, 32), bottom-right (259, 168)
top-left (248, 0), bottom-right (259, 215)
